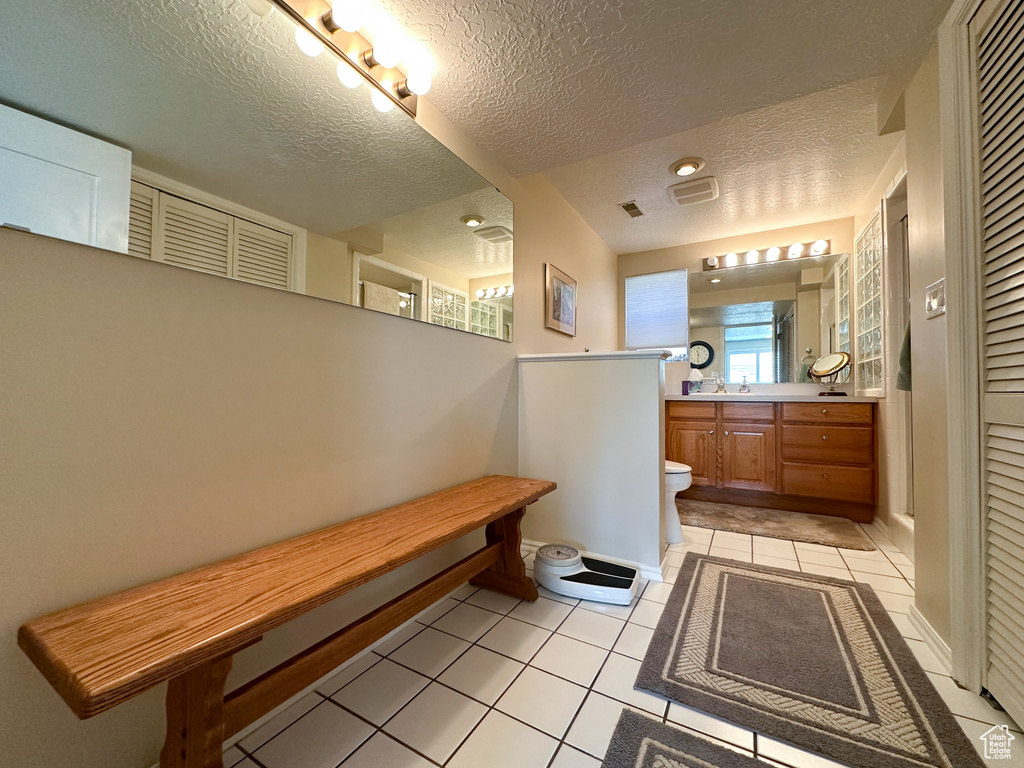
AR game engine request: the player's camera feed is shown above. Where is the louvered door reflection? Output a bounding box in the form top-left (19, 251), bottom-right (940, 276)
top-left (234, 219), bottom-right (292, 290)
top-left (154, 194), bottom-right (232, 277)
top-left (127, 181), bottom-right (155, 260)
top-left (974, 0), bottom-right (1024, 726)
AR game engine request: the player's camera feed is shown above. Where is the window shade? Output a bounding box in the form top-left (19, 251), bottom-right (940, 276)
top-left (624, 269), bottom-right (689, 349)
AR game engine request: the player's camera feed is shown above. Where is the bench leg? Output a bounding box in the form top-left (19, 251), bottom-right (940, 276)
top-left (160, 656), bottom-right (232, 768)
top-left (469, 506), bottom-right (539, 601)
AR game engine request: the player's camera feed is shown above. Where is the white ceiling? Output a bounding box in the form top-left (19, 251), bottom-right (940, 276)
top-left (543, 78), bottom-right (903, 254)
top-left (382, 0), bottom-right (950, 177)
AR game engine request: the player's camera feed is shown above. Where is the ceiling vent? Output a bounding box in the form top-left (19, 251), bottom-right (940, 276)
top-left (619, 201), bottom-right (645, 218)
top-left (668, 176), bottom-right (719, 206)
top-left (474, 225), bottom-right (513, 244)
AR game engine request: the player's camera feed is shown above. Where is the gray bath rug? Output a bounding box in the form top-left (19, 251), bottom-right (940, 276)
top-left (635, 553), bottom-right (983, 768)
top-left (603, 709), bottom-right (762, 768)
top-left (677, 498), bottom-right (876, 550)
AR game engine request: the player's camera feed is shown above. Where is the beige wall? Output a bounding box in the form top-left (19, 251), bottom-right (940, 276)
top-left (616, 218), bottom-right (855, 349)
top-left (304, 232), bottom-right (351, 303)
top-left (904, 44), bottom-right (951, 642)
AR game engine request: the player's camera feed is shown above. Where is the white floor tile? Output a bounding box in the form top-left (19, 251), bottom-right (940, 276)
top-left (753, 554), bottom-right (801, 571)
top-left (430, 602), bottom-right (502, 642)
top-left (798, 563), bottom-right (852, 580)
top-left (447, 710), bottom-right (558, 768)
top-left (222, 746), bottom-right (245, 767)
top-left (383, 683), bottom-right (487, 764)
top-left (451, 583), bottom-right (480, 601)
top-left (578, 596), bottom-right (637, 620)
top-left (315, 652), bottom-right (381, 697)
top-left (239, 692), bottom-right (321, 752)
top-left (339, 731), bottom-right (434, 768)
top-left (416, 597), bottom-right (461, 626)
top-left (896, 564), bottom-right (916, 580)
top-left (438, 645), bottom-right (524, 705)
top-left (531, 633), bottom-right (609, 687)
top-left (374, 622), bottom-right (424, 657)
top-left (663, 550), bottom-right (686, 568)
top-left (757, 735), bottom-right (851, 767)
top-left (465, 587), bottom-right (523, 615)
top-left (904, 638), bottom-right (950, 675)
top-left (712, 531), bottom-right (751, 546)
top-left (564, 692), bottom-right (628, 759)
top-left (331, 658), bottom-right (429, 726)
top-left (709, 547), bottom-right (753, 562)
top-left (478, 616), bottom-right (552, 662)
top-left (550, 744), bottom-right (603, 768)
top-left (627, 599), bottom-right (665, 630)
top-left (793, 541), bottom-right (841, 553)
top-left (953, 716), bottom-right (1000, 760)
top-left (795, 550), bottom-right (847, 568)
top-left (253, 702), bottom-right (373, 768)
top-left (666, 703), bottom-right (754, 751)
top-left (709, 539), bottom-right (751, 555)
top-left (838, 547), bottom-right (888, 562)
top-left (926, 673), bottom-right (1022, 730)
top-left (537, 584), bottom-right (581, 605)
top-left (388, 626), bottom-right (470, 677)
top-left (664, 565), bottom-right (680, 584)
top-left (496, 666), bottom-right (588, 738)
top-left (752, 537), bottom-right (797, 559)
top-left (887, 551), bottom-right (914, 567)
top-left (613, 622), bottom-right (654, 661)
top-left (641, 581), bottom-right (674, 604)
top-left (887, 611), bottom-right (924, 641)
top-left (592, 652), bottom-right (667, 716)
top-left (509, 596), bottom-right (574, 630)
top-left (875, 590), bottom-right (916, 613)
top-left (843, 557), bottom-right (903, 577)
top-left (852, 571), bottom-right (914, 596)
top-left (557, 606), bottom-right (626, 649)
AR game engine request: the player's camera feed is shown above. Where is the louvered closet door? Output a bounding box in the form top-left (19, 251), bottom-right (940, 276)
top-left (127, 181), bottom-right (156, 259)
top-left (233, 219), bottom-right (293, 290)
top-left (974, 0), bottom-right (1024, 727)
top-left (153, 194), bottom-right (232, 277)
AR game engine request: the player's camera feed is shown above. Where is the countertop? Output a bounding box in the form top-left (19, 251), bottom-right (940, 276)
top-left (665, 393), bottom-right (879, 403)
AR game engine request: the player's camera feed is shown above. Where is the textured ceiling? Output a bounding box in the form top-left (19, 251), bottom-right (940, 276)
top-left (0, 0), bottom-right (491, 238)
top-left (380, 0), bottom-right (950, 177)
top-left (543, 79), bottom-right (902, 254)
top-left (690, 301), bottom-right (794, 329)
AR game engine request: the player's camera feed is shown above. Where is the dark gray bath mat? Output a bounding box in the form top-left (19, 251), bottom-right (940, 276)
top-left (677, 498), bottom-right (876, 550)
top-left (635, 553), bottom-right (983, 768)
top-left (602, 709), bottom-right (762, 767)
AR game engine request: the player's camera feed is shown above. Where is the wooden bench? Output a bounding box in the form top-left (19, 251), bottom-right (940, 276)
top-left (18, 474), bottom-right (555, 768)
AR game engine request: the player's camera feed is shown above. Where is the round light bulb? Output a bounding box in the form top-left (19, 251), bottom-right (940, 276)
top-left (675, 162), bottom-right (697, 176)
top-left (507, 285), bottom-right (514, 295)
top-left (788, 243), bottom-right (803, 258)
top-left (399, 300), bottom-right (408, 308)
top-left (710, 278), bottom-right (722, 284)
top-left (370, 20), bottom-right (405, 68)
top-left (294, 26), bottom-right (324, 57)
top-left (246, 0), bottom-right (275, 17)
top-left (811, 239), bottom-right (829, 255)
top-left (766, 246), bottom-right (781, 261)
top-left (496, 286), bottom-right (507, 296)
top-left (725, 252), bottom-right (738, 267)
top-left (370, 88), bottom-right (394, 113)
top-left (406, 71), bottom-right (432, 95)
top-left (745, 249), bottom-right (759, 265)
top-left (485, 288), bottom-right (496, 298)
top-left (331, 0), bottom-right (364, 32)
top-left (337, 61), bottom-right (363, 88)
top-left (476, 289), bottom-right (485, 299)
top-left (706, 255), bottom-right (719, 268)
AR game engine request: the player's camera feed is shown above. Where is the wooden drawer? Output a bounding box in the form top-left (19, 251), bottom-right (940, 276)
top-left (781, 462), bottom-right (875, 503)
top-left (781, 402), bottom-right (873, 425)
top-left (667, 401), bottom-right (716, 420)
top-left (721, 402), bottom-right (774, 422)
top-left (781, 425), bottom-right (874, 465)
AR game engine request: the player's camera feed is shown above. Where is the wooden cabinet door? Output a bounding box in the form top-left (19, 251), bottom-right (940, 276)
top-left (721, 423), bottom-right (776, 491)
top-left (666, 420), bottom-right (717, 486)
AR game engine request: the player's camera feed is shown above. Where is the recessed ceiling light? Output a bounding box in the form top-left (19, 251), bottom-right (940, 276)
top-left (670, 157), bottom-right (705, 177)
top-left (462, 215), bottom-right (484, 227)
top-left (710, 278), bottom-right (722, 283)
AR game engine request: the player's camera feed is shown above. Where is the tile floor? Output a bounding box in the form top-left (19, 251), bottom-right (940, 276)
top-left (221, 523), bottom-right (1022, 768)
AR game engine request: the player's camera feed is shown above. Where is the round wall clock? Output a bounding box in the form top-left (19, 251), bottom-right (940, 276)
top-left (689, 341), bottom-right (714, 369)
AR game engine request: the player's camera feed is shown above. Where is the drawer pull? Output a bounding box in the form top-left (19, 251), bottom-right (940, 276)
top-left (822, 473), bottom-right (830, 480)
top-left (822, 435), bottom-right (828, 441)
top-left (822, 409), bottom-right (828, 414)
top-left (725, 431), bottom-right (729, 435)
top-left (709, 430), bottom-right (715, 435)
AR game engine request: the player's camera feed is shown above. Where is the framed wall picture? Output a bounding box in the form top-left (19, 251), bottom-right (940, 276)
top-left (545, 263), bottom-right (577, 336)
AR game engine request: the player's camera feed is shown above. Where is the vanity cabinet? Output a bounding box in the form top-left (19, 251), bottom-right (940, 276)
top-left (665, 399), bottom-right (877, 521)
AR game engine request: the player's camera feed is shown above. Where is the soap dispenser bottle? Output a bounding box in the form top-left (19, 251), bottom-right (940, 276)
top-left (739, 375), bottom-right (750, 394)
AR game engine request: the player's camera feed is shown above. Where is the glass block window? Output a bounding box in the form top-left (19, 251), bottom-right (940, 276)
top-left (855, 214), bottom-right (884, 391)
top-left (836, 255), bottom-right (851, 355)
top-left (470, 300), bottom-right (499, 337)
top-left (429, 284), bottom-right (468, 330)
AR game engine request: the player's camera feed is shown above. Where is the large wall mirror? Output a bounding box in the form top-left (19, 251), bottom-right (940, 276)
top-left (689, 252), bottom-right (849, 384)
top-left (0, 0), bottom-right (514, 341)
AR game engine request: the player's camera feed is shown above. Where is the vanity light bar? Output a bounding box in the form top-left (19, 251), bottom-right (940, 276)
top-left (475, 284), bottom-right (514, 299)
top-left (703, 240), bottom-right (830, 271)
top-left (266, 0), bottom-right (427, 118)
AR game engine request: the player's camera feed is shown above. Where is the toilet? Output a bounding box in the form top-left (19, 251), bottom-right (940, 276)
top-left (664, 460), bottom-right (692, 544)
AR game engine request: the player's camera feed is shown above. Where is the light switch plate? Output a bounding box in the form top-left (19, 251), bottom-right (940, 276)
top-left (925, 278), bottom-right (946, 319)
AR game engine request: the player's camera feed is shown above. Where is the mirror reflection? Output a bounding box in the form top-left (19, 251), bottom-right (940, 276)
top-left (0, 0), bottom-right (513, 340)
top-left (688, 253), bottom-right (849, 384)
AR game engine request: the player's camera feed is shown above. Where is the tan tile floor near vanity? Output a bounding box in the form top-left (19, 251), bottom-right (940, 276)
top-left (221, 524), bottom-right (1021, 768)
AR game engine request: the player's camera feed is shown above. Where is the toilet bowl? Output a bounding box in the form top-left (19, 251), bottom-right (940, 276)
top-left (665, 460), bottom-right (692, 545)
